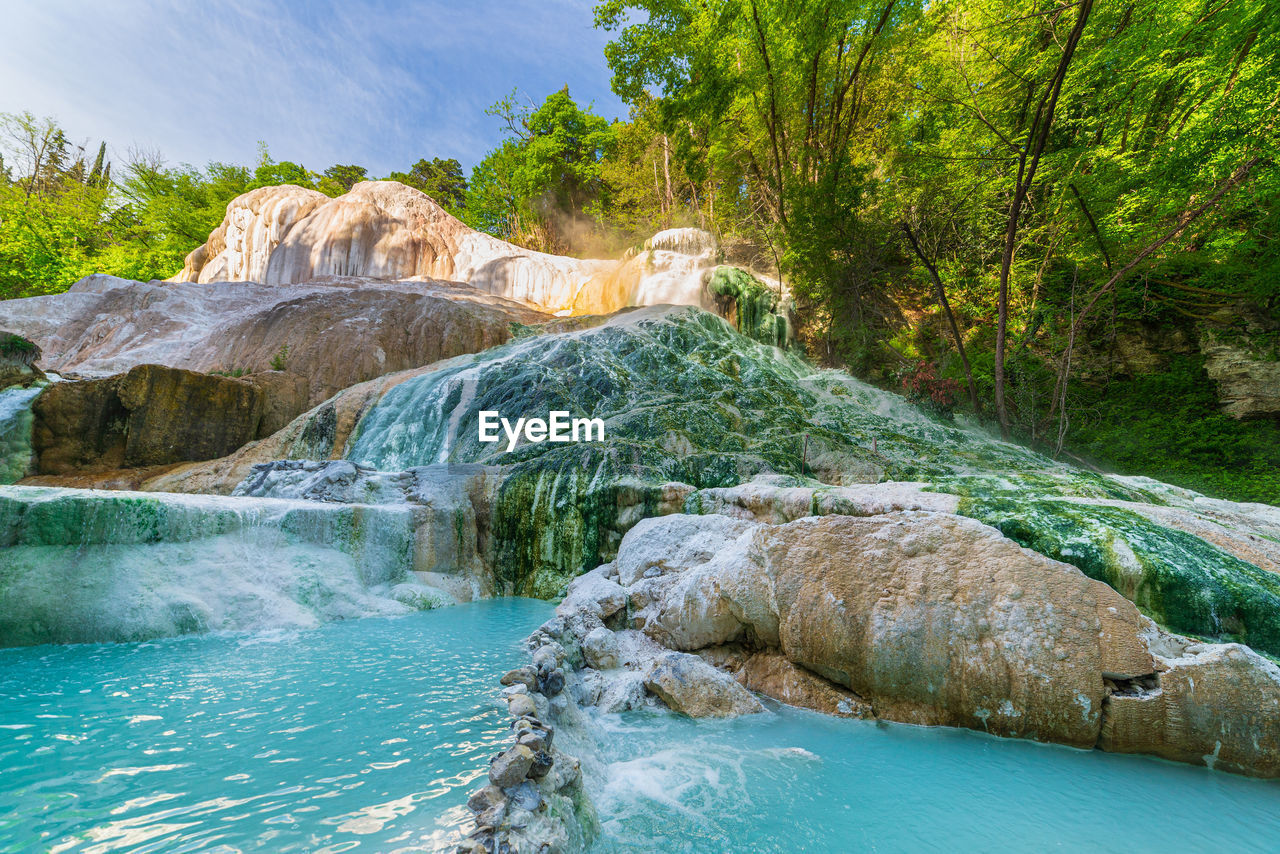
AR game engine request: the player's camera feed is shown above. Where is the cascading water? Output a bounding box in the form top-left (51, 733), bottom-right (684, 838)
top-left (4, 301), bottom-right (1280, 852)
top-left (0, 485), bottom-right (448, 647)
top-left (0, 385), bottom-right (41, 483)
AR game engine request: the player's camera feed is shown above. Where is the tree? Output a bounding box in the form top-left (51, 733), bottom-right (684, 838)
top-left (387, 158), bottom-right (466, 213)
top-left (317, 164), bottom-right (368, 196)
top-left (465, 88), bottom-right (615, 253)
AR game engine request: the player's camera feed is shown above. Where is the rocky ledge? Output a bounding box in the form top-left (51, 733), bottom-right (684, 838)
top-left (535, 506), bottom-right (1280, 780)
top-left (457, 644), bottom-right (596, 852)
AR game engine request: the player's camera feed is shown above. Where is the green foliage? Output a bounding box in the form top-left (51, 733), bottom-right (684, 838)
top-left (386, 158), bottom-right (466, 214)
top-left (269, 343), bottom-right (290, 372)
top-left (464, 88), bottom-right (615, 252)
top-left (317, 164), bottom-right (368, 197)
top-left (0, 332), bottom-right (37, 357)
top-left (1064, 356), bottom-right (1280, 505)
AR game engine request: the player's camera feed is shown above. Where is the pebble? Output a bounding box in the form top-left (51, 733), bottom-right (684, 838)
top-left (489, 744), bottom-right (535, 788)
top-left (507, 694), bottom-right (537, 717)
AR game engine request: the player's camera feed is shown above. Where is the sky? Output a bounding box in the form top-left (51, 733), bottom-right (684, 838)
top-left (0, 0), bottom-right (631, 176)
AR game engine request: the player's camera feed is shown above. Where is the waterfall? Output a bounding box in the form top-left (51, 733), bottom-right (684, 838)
top-left (0, 485), bottom-right (447, 647)
top-left (0, 385), bottom-right (42, 484)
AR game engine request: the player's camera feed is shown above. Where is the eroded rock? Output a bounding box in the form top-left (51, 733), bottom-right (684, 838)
top-left (643, 651), bottom-right (764, 718)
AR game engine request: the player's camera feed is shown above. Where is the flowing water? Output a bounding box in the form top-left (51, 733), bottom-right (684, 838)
top-left (583, 708), bottom-right (1280, 853)
top-left (2, 601), bottom-right (1277, 854)
top-left (0, 385), bottom-right (41, 483)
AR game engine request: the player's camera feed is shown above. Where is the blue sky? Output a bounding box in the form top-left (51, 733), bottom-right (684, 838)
top-left (0, 0), bottom-right (630, 175)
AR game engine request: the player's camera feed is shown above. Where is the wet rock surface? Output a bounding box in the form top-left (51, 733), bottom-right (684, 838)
top-left (545, 509), bottom-right (1280, 779)
top-left (457, 642), bottom-right (593, 853)
top-left (31, 365), bottom-right (287, 473)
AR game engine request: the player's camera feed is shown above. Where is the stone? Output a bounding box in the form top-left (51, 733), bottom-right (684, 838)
top-left (737, 652), bottom-right (872, 719)
top-left (31, 365), bottom-right (267, 474)
top-left (557, 565), bottom-right (627, 620)
top-left (527, 750), bottom-right (555, 780)
top-left (531, 645), bottom-right (562, 675)
top-left (615, 513), bottom-right (757, 587)
top-left (643, 651), bottom-right (764, 718)
top-left (168, 181), bottom-right (783, 326)
top-left (597, 670), bottom-right (648, 713)
top-left (467, 785), bottom-right (506, 815)
top-left (1098, 624), bottom-right (1280, 778)
top-left (1200, 332), bottom-right (1280, 419)
top-left (488, 744), bottom-right (536, 788)
top-left (581, 627), bottom-right (621, 670)
top-left (539, 669), bottom-right (565, 697)
top-left (755, 513), bottom-right (1147, 747)
top-left (516, 731), bottom-right (548, 753)
top-left (507, 781), bottom-right (543, 811)
top-left (507, 694), bottom-right (537, 718)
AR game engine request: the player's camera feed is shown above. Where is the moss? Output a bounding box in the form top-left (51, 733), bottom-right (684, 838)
top-left (960, 496), bottom-right (1280, 656)
top-left (707, 266), bottom-right (790, 348)
top-left (1062, 356), bottom-right (1280, 506)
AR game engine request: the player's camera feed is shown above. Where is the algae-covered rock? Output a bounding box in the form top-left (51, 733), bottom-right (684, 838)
top-left (961, 496), bottom-right (1280, 657)
top-left (0, 484), bottom-right (437, 647)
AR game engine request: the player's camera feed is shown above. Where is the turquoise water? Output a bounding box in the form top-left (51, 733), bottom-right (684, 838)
top-left (0, 599), bottom-right (553, 853)
top-left (586, 709), bottom-right (1280, 853)
top-left (3, 601), bottom-right (1278, 854)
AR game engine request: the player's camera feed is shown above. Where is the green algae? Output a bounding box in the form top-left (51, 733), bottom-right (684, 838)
top-left (707, 266), bottom-right (791, 348)
top-left (960, 496), bottom-right (1280, 656)
top-left (0, 385), bottom-right (42, 484)
top-left (344, 305), bottom-right (1246, 600)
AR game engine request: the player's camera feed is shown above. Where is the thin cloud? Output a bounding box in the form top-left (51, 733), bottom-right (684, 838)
top-left (0, 0), bottom-right (628, 175)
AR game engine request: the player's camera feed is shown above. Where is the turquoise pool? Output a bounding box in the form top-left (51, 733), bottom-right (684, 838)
top-left (1, 600), bottom-right (1277, 853)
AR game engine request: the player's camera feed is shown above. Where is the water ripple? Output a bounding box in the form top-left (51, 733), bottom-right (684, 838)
top-left (0, 599), bottom-right (552, 853)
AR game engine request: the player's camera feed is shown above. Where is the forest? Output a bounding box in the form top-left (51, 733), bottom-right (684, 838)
top-left (1, 0), bottom-right (1277, 502)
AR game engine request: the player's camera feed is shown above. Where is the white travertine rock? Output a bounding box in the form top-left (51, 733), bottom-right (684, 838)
top-left (0, 274), bottom-right (545, 406)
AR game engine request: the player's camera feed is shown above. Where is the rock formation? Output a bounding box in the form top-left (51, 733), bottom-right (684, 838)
top-left (1200, 330), bottom-right (1280, 419)
top-left (169, 180), bottom-right (791, 335)
top-left (31, 364), bottom-right (301, 474)
top-left (543, 510), bottom-right (1280, 778)
top-left (0, 274), bottom-right (547, 407)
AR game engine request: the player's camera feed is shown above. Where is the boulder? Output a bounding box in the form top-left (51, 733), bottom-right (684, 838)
top-left (737, 652), bottom-right (872, 719)
top-left (32, 365), bottom-right (269, 473)
top-left (643, 651), bottom-right (764, 718)
top-left (581, 627), bottom-right (621, 670)
top-left (756, 513), bottom-right (1151, 747)
top-left (488, 744), bottom-right (536, 788)
top-left (1098, 626), bottom-right (1280, 778)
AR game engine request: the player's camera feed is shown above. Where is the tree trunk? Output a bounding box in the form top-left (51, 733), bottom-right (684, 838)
top-left (994, 0), bottom-right (1094, 438)
top-left (901, 222), bottom-right (981, 413)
